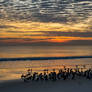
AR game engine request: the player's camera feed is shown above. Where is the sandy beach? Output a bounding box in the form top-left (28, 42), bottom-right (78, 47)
top-left (0, 79), bottom-right (92, 92)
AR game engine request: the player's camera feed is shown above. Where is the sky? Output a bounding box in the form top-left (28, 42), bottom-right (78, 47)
top-left (0, 0), bottom-right (92, 45)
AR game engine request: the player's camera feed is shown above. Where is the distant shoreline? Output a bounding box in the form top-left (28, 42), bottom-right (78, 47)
top-left (0, 56), bottom-right (92, 62)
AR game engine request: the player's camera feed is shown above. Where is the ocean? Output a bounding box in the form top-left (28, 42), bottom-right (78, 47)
top-left (0, 45), bottom-right (92, 81)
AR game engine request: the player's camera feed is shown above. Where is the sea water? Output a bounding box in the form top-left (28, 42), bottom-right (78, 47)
top-left (0, 45), bottom-right (92, 81)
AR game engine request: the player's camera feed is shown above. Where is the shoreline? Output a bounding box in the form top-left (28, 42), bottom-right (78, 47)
top-left (0, 78), bottom-right (92, 92)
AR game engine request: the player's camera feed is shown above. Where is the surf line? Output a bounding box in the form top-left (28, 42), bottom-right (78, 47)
top-left (0, 56), bottom-right (92, 61)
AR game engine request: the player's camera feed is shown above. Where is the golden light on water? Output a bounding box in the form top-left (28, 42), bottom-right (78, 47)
top-left (0, 58), bottom-right (92, 81)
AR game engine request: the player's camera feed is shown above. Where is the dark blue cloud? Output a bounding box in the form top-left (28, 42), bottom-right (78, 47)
top-left (0, 25), bottom-right (17, 29)
top-left (42, 31), bottom-right (92, 37)
top-left (23, 31), bottom-right (92, 37)
top-left (0, 0), bottom-right (92, 23)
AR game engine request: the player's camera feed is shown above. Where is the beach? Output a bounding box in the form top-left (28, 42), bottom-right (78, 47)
top-left (0, 79), bottom-right (92, 92)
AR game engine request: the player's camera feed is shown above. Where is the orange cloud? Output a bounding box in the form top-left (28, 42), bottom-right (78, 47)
top-left (0, 19), bottom-right (92, 44)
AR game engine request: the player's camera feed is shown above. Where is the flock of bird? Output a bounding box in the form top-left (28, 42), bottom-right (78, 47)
top-left (21, 66), bottom-right (92, 82)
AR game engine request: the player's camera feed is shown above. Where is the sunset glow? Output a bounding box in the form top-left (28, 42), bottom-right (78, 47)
top-left (0, 0), bottom-right (92, 45)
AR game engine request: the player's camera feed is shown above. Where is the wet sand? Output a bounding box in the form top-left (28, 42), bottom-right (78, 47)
top-left (0, 79), bottom-right (92, 92)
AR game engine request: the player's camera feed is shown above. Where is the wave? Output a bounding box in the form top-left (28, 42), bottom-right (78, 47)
top-left (0, 56), bottom-right (92, 62)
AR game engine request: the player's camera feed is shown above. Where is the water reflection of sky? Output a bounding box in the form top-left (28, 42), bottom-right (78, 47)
top-left (0, 46), bottom-right (92, 81)
top-left (0, 58), bottom-right (92, 81)
top-left (0, 46), bottom-right (92, 58)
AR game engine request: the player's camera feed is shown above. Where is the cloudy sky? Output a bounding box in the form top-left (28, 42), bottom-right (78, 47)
top-left (0, 0), bottom-right (92, 45)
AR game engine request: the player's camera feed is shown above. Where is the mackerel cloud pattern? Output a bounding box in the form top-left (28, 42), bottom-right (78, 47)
top-left (0, 0), bottom-right (92, 23)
